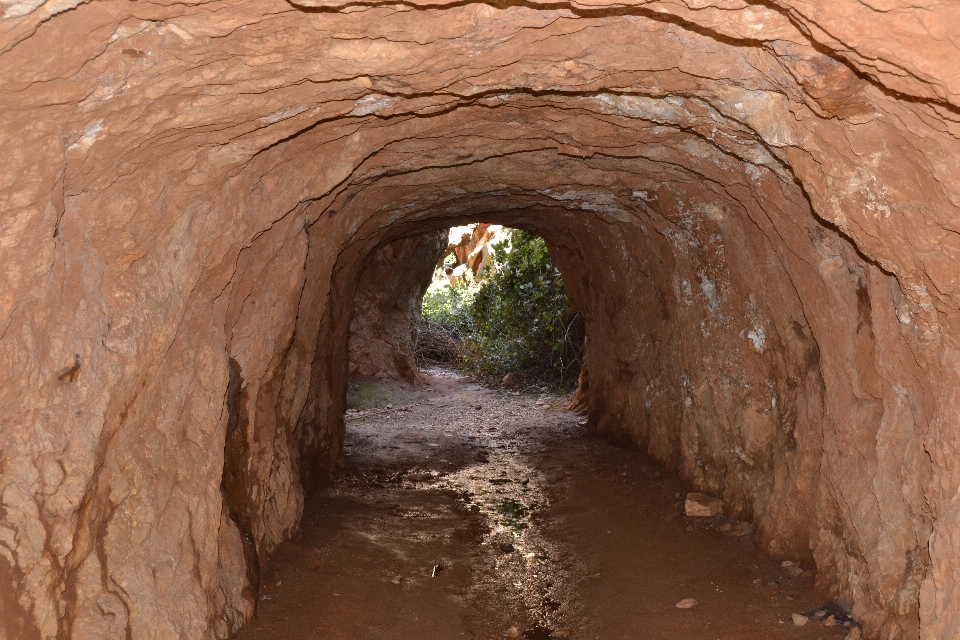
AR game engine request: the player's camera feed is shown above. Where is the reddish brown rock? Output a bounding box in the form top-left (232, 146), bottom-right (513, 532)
top-left (685, 493), bottom-right (723, 518)
top-left (444, 223), bottom-right (502, 278)
top-left (1, 1), bottom-right (960, 639)
top-left (348, 231), bottom-right (447, 382)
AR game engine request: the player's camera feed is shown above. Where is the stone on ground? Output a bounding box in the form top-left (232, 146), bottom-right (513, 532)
top-left (684, 493), bottom-right (723, 517)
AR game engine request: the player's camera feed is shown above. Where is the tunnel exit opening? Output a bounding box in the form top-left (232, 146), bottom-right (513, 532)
top-left (345, 222), bottom-right (585, 410)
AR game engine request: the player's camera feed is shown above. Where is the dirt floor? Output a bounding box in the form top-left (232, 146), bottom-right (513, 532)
top-left (236, 370), bottom-right (857, 640)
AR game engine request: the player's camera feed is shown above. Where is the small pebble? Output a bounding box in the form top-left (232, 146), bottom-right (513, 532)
top-left (506, 626), bottom-right (520, 638)
top-left (792, 613), bottom-right (809, 627)
top-left (675, 598), bottom-right (698, 609)
top-left (845, 628), bottom-right (861, 640)
top-left (823, 615), bottom-right (836, 627)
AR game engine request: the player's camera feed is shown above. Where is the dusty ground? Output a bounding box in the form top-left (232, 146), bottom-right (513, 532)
top-left (236, 370), bottom-right (855, 639)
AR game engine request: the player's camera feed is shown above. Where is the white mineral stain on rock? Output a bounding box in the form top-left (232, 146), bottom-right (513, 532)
top-left (352, 94), bottom-right (395, 116)
top-left (260, 105), bottom-right (309, 124)
top-left (747, 324), bottom-right (765, 352)
top-left (67, 119), bottom-right (104, 151)
top-left (700, 277), bottom-right (720, 317)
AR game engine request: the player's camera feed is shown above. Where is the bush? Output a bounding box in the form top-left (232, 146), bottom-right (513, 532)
top-left (415, 320), bottom-right (464, 364)
top-left (418, 228), bottom-right (584, 384)
top-left (463, 229), bottom-right (583, 383)
top-left (417, 279), bottom-right (476, 364)
top-left (420, 279), bottom-right (477, 338)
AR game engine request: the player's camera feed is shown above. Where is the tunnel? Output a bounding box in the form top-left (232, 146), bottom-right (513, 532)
top-left (2, 1), bottom-right (960, 638)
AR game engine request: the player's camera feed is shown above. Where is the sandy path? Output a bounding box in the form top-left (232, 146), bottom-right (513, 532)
top-left (236, 370), bottom-right (851, 639)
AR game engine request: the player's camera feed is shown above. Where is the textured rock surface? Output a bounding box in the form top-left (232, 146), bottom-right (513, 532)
top-left (347, 231), bottom-right (447, 382)
top-left (685, 493), bottom-right (724, 518)
top-left (2, 1), bottom-right (960, 639)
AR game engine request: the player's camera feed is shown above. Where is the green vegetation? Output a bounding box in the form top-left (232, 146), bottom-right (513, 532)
top-left (419, 228), bottom-right (584, 385)
top-left (420, 279), bottom-right (478, 339)
top-left (494, 499), bottom-right (530, 534)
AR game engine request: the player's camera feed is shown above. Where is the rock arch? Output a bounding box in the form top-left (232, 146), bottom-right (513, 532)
top-left (2, 2), bottom-right (960, 638)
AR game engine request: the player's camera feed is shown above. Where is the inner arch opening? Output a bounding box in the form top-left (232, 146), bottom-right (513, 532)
top-left (233, 175), bottom-right (857, 636)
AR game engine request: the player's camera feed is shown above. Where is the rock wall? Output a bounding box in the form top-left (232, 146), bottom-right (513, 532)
top-left (347, 231), bottom-right (447, 383)
top-left (2, 1), bottom-right (960, 639)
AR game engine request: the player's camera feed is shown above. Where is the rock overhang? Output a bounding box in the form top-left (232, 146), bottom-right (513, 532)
top-left (23, 0), bottom-right (950, 305)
